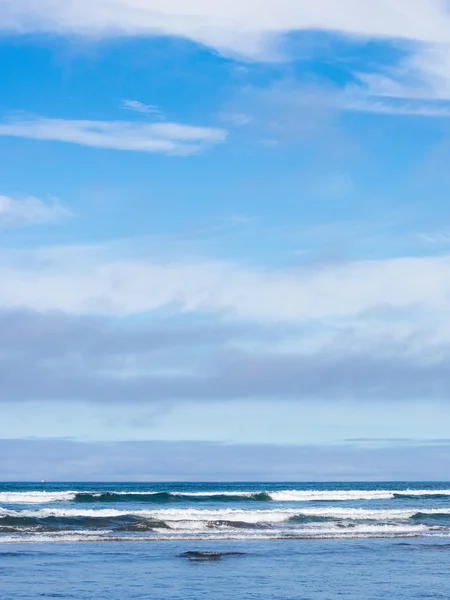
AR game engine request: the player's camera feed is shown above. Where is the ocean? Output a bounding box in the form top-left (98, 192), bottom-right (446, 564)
top-left (2, 482), bottom-right (450, 599)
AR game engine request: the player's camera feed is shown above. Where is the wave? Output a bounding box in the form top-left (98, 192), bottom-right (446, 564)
top-left (2, 503), bottom-right (450, 541)
top-left (0, 514), bottom-right (171, 534)
top-left (73, 492), bottom-right (272, 503)
top-left (4, 506), bottom-right (450, 530)
top-left (0, 523), bottom-right (440, 543)
top-left (0, 492), bottom-right (76, 504)
top-left (271, 490), bottom-right (450, 502)
top-left (71, 489), bottom-right (450, 504)
top-left (410, 512), bottom-right (450, 526)
top-left (3, 506), bottom-right (443, 522)
top-left (288, 514), bottom-right (341, 524)
top-left (3, 488), bottom-right (450, 506)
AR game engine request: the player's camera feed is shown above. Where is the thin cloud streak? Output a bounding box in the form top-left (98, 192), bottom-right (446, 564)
top-left (121, 99), bottom-right (164, 118)
top-left (0, 115), bottom-right (227, 155)
top-left (342, 96), bottom-right (450, 118)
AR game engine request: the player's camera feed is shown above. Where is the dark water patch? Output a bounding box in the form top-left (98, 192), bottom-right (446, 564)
top-left (395, 542), bottom-right (450, 551)
top-left (179, 551), bottom-right (247, 562)
top-left (0, 551), bottom-right (48, 557)
top-left (394, 493), bottom-right (450, 500)
top-left (395, 542), bottom-right (413, 546)
top-left (73, 491), bottom-right (271, 504)
top-left (288, 514), bottom-right (338, 524)
top-left (39, 594), bottom-right (77, 598)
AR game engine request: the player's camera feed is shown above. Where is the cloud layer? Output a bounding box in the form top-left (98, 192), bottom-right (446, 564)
top-left (2, 244), bottom-right (450, 321)
top-left (2, 0), bottom-right (450, 58)
top-left (1, 305), bottom-right (450, 405)
top-left (2, 438), bottom-right (450, 481)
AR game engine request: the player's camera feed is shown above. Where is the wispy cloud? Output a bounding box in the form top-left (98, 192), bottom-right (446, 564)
top-left (0, 195), bottom-right (72, 229)
top-left (341, 94), bottom-right (450, 118)
top-left (346, 43), bottom-right (450, 116)
top-left (0, 115), bottom-right (227, 155)
top-left (418, 228), bottom-right (450, 244)
top-left (358, 44), bottom-right (450, 101)
top-left (121, 99), bottom-right (164, 119)
top-left (228, 80), bottom-right (450, 132)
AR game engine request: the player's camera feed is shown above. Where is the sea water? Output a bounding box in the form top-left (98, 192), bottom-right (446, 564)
top-left (1, 482), bottom-right (450, 599)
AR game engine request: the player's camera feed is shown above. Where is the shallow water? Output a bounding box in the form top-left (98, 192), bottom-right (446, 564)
top-left (3, 538), bottom-right (450, 599)
top-left (2, 482), bottom-right (450, 599)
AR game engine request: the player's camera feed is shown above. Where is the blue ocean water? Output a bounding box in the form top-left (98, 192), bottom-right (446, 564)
top-left (2, 482), bottom-right (450, 599)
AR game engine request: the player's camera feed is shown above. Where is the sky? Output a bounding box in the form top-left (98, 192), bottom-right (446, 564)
top-left (2, 0), bottom-right (450, 481)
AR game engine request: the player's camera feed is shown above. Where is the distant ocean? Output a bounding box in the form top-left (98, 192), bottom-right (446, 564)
top-left (2, 482), bottom-right (450, 599)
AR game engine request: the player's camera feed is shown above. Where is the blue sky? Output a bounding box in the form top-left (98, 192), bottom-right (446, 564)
top-left (2, 1), bottom-right (450, 480)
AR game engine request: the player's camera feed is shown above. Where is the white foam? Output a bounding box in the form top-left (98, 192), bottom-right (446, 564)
top-left (269, 489), bottom-right (450, 501)
top-left (142, 506), bottom-right (450, 523)
top-left (0, 492), bottom-right (76, 504)
top-left (7, 508), bottom-right (131, 518)
top-left (6, 505), bottom-right (450, 523)
top-left (0, 523), bottom-right (447, 544)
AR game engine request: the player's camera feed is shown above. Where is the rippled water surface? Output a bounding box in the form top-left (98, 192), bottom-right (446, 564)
top-left (2, 482), bottom-right (450, 599)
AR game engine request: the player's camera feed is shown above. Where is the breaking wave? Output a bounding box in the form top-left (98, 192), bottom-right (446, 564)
top-left (0, 514), bottom-right (171, 534)
top-left (3, 484), bottom-right (450, 542)
top-left (3, 489), bottom-right (450, 506)
top-left (73, 492), bottom-right (272, 503)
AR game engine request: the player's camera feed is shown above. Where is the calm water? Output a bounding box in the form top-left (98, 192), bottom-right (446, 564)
top-left (2, 482), bottom-right (450, 599)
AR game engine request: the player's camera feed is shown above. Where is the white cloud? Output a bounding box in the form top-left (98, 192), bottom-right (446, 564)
top-left (1, 0), bottom-right (450, 59)
top-left (0, 195), bottom-right (72, 229)
top-left (121, 99), bottom-right (164, 118)
top-left (0, 115), bottom-right (227, 155)
top-left (2, 243), bottom-right (450, 325)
